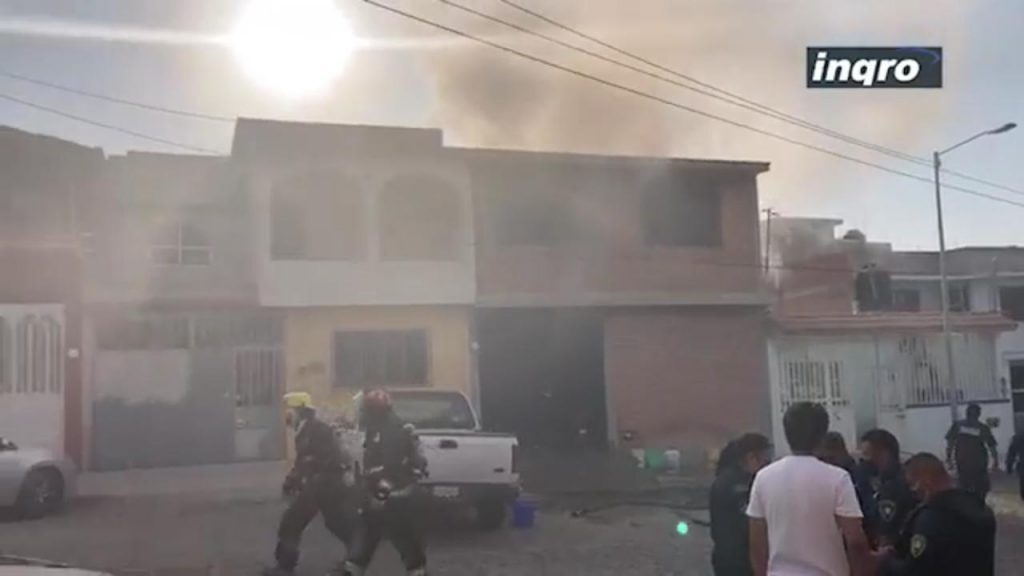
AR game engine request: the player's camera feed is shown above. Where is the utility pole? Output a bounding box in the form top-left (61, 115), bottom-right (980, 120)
top-left (933, 122), bottom-right (1016, 426)
top-left (762, 208), bottom-right (778, 274)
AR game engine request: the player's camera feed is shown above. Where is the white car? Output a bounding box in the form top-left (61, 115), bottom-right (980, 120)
top-left (336, 389), bottom-right (520, 530)
top-left (0, 438), bottom-right (76, 519)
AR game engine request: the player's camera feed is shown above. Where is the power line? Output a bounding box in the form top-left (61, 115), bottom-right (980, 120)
top-left (0, 90), bottom-right (223, 154)
top-left (363, 0), bottom-right (1024, 210)
top-left (0, 69), bottom-right (236, 123)
top-left (494, 0), bottom-right (1024, 198)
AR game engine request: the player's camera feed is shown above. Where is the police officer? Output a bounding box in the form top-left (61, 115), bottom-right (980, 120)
top-left (342, 389), bottom-right (429, 576)
top-left (266, 392), bottom-right (356, 576)
top-left (709, 433), bottom-right (771, 576)
top-left (859, 428), bottom-right (918, 547)
top-left (945, 403), bottom-right (998, 500)
top-left (1006, 430), bottom-right (1024, 502)
top-left (820, 431), bottom-right (876, 530)
top-left (878, 452), bottom-right (995, 576)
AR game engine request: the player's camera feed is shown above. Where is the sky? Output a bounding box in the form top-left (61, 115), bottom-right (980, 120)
top-left (0, 0), bottom-right (1022, 250)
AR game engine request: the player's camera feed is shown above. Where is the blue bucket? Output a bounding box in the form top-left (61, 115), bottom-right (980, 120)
top-left (512, 499), bottom-right (536, 529)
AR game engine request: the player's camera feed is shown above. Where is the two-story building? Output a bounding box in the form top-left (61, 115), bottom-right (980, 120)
top-left (232, 120), bottom-right (477, 429)
top-left (82, 151), bottom-right (282, 470)
top-left (764, 217), bottom-right (1017, 456)
top-left (884, 247), bottom-right (1024, 433)
top-left (467, 149), bottom-right (771, 459)
top-left (0, 127), bottom-right (101, 465)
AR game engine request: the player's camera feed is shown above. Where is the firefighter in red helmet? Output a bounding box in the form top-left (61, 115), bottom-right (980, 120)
top-left (341, 389), bottom-right (429, 576)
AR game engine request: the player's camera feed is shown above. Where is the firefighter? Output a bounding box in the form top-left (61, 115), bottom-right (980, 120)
top-left (878, 452), bottom-right (996, 576)
top-left (945, 403), bottom-right (999, 500)
top-left (341, 389), bottom-right (429, 576)
top-left (859, 428), bottom-right (918, 547)
top-left (709, 433), bottom-right (772, 576)
top-left (266, 392), bottom-right (356, 576)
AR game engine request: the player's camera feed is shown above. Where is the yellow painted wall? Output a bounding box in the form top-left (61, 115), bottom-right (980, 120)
top-left (284, 305), bottom-right (474, 424)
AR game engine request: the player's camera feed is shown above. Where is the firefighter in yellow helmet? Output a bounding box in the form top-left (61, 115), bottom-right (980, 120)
top-left (265, 392), bottom-right (356, 576)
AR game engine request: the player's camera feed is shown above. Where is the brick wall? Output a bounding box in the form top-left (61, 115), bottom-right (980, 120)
top-left (605, 308), bottom-right (769, 460)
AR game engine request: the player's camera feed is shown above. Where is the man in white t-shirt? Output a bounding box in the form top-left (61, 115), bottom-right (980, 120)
top-left (747, 402), bottom-right (874, 576)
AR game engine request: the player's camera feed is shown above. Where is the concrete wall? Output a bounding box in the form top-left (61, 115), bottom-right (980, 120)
top-left (249, 159), bottom-right (475, 307)
top-left (472, 157), bottom-right (766, 305)
top-left (878, 402), bottom-right (1014, 459)
top-left (285, 306), bottom-right (473, 420)
top-left (604, 308), bottom-right (769, 461)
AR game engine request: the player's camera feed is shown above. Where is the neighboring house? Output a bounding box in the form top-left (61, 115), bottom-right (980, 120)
top-left (0, 127), bottom-right (101, 465)
top-left (769, 313), bottom-right (1014, 458)
top-left (764, 217), bottom-right (1017, 453)
top-left (232, 119), bottom-right (477, 437)
top-left (466, 148), bottom-right (772, 459)
top-left (884, 247), bottom-right (1024, 433)
top-left (82, 151), bottom-right (282, 470)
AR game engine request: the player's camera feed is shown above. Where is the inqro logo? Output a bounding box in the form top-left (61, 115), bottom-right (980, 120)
top-left (806, 47), bottom-right (942, 89)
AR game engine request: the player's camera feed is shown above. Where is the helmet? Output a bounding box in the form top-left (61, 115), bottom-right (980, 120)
top-left (283, 391), bottom-right (315, 410)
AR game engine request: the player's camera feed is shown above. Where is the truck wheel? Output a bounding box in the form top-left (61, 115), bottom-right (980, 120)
top-left (16, 468), bottom-right (65, 520)
top-left (476, 498), bottom-right (507, 531)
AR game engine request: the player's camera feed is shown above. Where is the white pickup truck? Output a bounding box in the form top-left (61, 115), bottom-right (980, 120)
top-left (335, 389), bottom-right (520, 530)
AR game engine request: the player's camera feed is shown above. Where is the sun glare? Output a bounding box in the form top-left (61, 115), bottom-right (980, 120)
top-left (230, 0), bottom-right (356, 99)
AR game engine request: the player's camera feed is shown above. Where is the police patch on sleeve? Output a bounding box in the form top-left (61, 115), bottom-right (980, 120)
top-left (910, 534), bottom-right (927, 558)
top-left (879, 500), bottom-right (896, 522)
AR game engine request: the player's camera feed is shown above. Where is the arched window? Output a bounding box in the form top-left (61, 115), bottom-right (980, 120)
top-left (270, 174), bottom-right (365, 261)
top-left (151, 221), bottom-right (212, 265)
top-left (378, 175), bottom-right (460, 260)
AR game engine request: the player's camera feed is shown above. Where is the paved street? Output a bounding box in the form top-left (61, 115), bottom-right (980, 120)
top-left (3, 488), bottom-right (1024, 576)
top-left (3, 462), bottom-right (1024, 576)
top-left (0, 490), bottom-right (714, 576)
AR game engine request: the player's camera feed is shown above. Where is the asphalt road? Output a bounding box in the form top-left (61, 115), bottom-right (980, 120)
top-left (1, 492), bottom-right (1023, 575)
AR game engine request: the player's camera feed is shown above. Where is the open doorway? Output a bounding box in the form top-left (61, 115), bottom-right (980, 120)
top-left (477, 308), bottom-right (607, 451)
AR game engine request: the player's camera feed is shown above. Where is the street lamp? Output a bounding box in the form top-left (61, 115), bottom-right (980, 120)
top-left (933, 122), bottom-right (1017, 426)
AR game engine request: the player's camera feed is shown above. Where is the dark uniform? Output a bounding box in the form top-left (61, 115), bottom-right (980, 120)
top-left (709, 465), bottom-right (754, 576)
top-left (946, 419), bottom-right (997, 499)
top-left (1006, 432), bottom-right (1024, 501)
top-left (881, 488), bottom-right (995, 576)
top-left (866, 464), bottom-right (918, 546)
top-left (345, 412), bottom-right (428, 575)
top-left (274, 416), bottom-right (355, 572)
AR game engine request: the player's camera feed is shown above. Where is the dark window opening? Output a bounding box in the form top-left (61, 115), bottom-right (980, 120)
top-left (1000, 286), bottom-right (1024, 321)
top-left (333, 330), bottom-right (429, 389)
top-left (643, 172), bottom-right (722, 247)
top-left (893, 288), bottom-right (921, 312)
top-left (491, 187), bottom-right (570, 247)
top-left (949, 284), bottom-right (971, 312)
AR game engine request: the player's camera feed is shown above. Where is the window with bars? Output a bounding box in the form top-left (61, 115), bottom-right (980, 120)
top-left (333, 330), bottom-right (429, 389)
top-left (151, 221), bottom-right (212, 266)
top-left (9, 315), bottom-right (62, 395)
top-left (234, 348), bottom-right (281, 407)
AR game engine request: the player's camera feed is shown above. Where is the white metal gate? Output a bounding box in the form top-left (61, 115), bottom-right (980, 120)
top-left (768, 338), bottom-right (857, 455)
top-left (0, 304), bottom-right (65, 454)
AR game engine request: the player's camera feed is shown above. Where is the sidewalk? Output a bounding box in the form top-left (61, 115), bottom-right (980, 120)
top-left (989, 473), bottom-right (1024, 518)
top-left (78, 460), bottom-right (288, 499)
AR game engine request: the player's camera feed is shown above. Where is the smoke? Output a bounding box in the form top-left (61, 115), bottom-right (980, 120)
top-left (412, 0), bottom-right (974, 198)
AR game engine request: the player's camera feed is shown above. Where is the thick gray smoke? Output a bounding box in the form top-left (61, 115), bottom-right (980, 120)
top-left (411, 0), bottom-right (972, 200)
